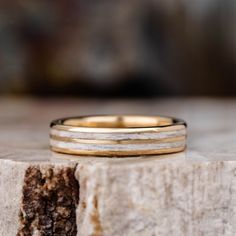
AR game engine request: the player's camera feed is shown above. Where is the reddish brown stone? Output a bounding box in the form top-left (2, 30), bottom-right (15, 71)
top-left (17, 166), bottom-right (79, 236)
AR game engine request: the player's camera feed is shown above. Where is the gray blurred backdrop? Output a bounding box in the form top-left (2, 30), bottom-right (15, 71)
top-left (0, 0), bottom-right (236, 97)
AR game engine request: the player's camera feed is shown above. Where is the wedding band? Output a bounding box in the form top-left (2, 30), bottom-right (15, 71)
top-left (50, 115), bottom-right (187, 156)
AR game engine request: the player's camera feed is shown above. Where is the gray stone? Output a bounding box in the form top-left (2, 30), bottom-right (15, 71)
top-left (1, 98), bottom-right (236, 235)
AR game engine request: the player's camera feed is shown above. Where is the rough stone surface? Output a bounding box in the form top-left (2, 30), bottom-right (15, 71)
top-left (1, 98), bottom-right (236, 236)
top-left (76, 159), bottom-right (236, 236)
top-left (17, 165), bottom-right (79, 236)
top-left (0, 160), bottom-right (29, 236)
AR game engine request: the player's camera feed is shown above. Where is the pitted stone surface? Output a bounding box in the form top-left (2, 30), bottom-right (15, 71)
top-left (17, 165), bottom-right (79, 236)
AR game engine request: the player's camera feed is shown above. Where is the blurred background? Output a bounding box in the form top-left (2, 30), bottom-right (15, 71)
top-left (0, 0), bottom-right (236, 97)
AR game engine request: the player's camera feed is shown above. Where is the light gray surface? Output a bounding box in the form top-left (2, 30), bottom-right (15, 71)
top-left (1, 97), bottom-right (236, 236)
top-left (0, 97), bottom-right (235, 161)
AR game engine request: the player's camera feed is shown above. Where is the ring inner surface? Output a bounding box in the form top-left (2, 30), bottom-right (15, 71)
top-left (62, 116), bottom-right (174, 128)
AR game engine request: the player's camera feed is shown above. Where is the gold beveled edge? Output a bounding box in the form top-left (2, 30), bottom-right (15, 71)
top-left (50, 124), bottom-right (186, 133)
top-left (50, 135), bottom-right (186, 144)
top-left (51, 146), bottom-right (186, 157)
top-left (50, 115), bottom-right (186, 133)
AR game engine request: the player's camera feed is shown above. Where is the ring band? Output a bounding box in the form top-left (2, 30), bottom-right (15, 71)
top-left (50, 115), bottom-right (187, 157)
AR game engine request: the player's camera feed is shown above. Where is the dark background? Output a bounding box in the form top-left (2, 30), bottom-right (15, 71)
top-left (0, 0), bottom-right (236, 97)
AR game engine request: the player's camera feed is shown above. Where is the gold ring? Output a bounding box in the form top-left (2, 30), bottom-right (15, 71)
top-left (50, 115), bottom-right (187, 157)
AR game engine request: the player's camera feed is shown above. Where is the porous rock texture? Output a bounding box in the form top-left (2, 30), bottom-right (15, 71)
top-left (17, 165), bottom-right (79, 236)
top-left (0, 161), bottom-right (80, 236)
top-left (2, 155), bottom-right (236, 236)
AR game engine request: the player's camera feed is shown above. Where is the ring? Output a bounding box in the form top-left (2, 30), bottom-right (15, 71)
top-left (50, 115), bottom-right (187, 157)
